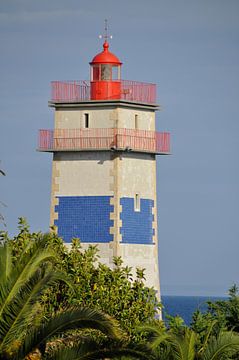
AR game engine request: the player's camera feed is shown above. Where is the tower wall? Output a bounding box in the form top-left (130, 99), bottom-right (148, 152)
top-left (50, 151), bottom-right (114, 266)
top-left (110, 152), bottom-right (160, 293)
top-left (50, 104), bottom-right (160, 293)
top-left (54, 107), bottom-right (155, 131)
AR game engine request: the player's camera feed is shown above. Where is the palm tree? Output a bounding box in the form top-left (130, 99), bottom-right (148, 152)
top-left (0, 234), bottom-right (62, 356)
top-left (199, 331), bottom-right (239, 360)
top-left (45, 339), bottom-right (153, 360)
top-left (167, 328), bottom-right (197, 360)
top-left (139, 323), bottom-right (239, 360)
top-left (0, 235), bottom-right (121, 359)
top-left (16, 307), bottom-right (122, 360)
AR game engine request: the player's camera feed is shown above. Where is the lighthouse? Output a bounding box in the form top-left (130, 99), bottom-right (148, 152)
top-left (38, 35), bottom-right (170, 298)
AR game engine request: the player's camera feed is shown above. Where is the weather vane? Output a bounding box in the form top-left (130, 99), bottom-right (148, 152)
top-left (99, 19), bottom-right (113, 42)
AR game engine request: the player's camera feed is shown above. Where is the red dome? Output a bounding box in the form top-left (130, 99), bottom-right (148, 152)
top-left (90, 41), bottom-right (122, 65)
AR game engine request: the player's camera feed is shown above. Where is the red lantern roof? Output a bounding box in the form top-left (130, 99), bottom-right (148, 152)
top-left (90, 41), bottom-right (122, 65)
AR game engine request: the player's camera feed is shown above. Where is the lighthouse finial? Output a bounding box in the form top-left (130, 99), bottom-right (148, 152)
top-left (99, 19), bottom-right (113, 43)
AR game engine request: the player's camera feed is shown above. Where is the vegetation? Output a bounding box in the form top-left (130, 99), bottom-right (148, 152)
top-left (2, 218), bottom-right (160, 341)
top-left (0, 226), bottom-right (125, 359)
top-left (139, 323), bottom-right (239, 359)
top-left (1, 218), bottom-right (239, 359)
top-left (191, 285), bottom-right (239, 337)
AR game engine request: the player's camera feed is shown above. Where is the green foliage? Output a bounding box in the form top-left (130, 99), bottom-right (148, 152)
top-left (137, 322), bottom-right (171, 359)
top-left (169, 328), bottom-right (197, 360)
top-left (140, 323), bottom-right (239, 360)
top-left (140, 291), bottom-right (239, 360)
top-left (166, 315), bottom-right (187, 335)
top-left (191, 285), bottom-right (239, 339)
top-left (0, 218), bottom-right (161, 359)
top-left (0, 231), bottom-right (65, 357)
top-left (201, 331), bottom-right (239, 360)
top-left (0, 222), bottom-right (126, 359)
top-left (17, 307), bottom-right (122, 360)
top-left (5, 221), bottom-right (160, 341)
top-left (5, 218), bottom-right (239, 359)
top-left (208, 285), bottom-right (239, 332)
top-left (46, 339), bottom-right (153, 360)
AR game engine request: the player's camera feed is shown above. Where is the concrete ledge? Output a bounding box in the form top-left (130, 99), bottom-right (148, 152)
top-left (37, 148), bottom-right (170, 155)
top-left (48, 99), bottom-right (159, 111)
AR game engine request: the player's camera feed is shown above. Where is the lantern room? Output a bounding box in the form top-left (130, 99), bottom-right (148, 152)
top-left (90, 40), bottom-right (122, 100)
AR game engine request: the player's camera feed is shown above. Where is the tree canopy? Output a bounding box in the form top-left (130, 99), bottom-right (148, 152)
top-left (0, 226), bottom-right (125, 359)
top-left (1, 218), bottom-right (239, 360)
top-left (1, 218), bottom-right (160, 343)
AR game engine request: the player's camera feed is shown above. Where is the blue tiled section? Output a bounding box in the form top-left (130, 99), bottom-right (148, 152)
top-left (55, 196), bottom-right (114, 243)
top-left (120, 197), bottom-right (155, 244)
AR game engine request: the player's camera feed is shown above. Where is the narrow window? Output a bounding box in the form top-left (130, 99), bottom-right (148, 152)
top-left (112, 65), bottom-right (119, 80)
top-left (135, 193), bottom-right (140, 212)
top-left (135, 114), bottom-right (138, 129)
top-left (101, 64), bottom-right (111, 80)
top-left (84, 113), bottom-right (89, 128)
top-left (92, 65), bottom-right (100, 81)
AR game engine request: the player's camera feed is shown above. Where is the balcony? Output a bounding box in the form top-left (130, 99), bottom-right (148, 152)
top-left (51, 80), bottom-right (156, 105)
top-left (38, 128), bottom-right (170, 155)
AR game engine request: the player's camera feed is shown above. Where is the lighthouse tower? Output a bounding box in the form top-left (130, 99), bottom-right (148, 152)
top-left (38, 37), bottom-right (170, 297)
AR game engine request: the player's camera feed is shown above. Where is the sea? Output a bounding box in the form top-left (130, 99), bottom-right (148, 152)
top-left (161, 296), bottom-right (227, 326)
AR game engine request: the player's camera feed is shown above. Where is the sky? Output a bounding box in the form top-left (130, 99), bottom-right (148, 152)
top-left (0, 0), bottom-right (238, 296)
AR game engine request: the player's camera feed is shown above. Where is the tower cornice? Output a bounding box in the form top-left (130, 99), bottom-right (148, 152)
top-left (48, 99), bottom-right (159, 111)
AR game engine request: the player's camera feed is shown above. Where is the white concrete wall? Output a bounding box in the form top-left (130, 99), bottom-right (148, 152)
top-left (55, 107), bottom-right (155, 131)
top-left (55, 108), bottom-right (117, 129)
top-left (117, 153), bottom-right (156, 199)
top-left (114, 153), bottom-right (159, 294)
top-left (52, 152), bottom-right (113, 196)
top-left (117, 108), bottom-right (155, 130)
top-left (79, 243), bottom-right (114, 268)
top-left (119, 243), bottom-right (160, 293)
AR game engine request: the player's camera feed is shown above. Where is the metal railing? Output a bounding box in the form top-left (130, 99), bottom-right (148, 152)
top-left (38, 128), bottom-right (170, 154)
top-left (51, 80), bottom-right (156, 104)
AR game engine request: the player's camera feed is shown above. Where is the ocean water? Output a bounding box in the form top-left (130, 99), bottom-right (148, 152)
top-left (161, 296), bottom-right (226, 326)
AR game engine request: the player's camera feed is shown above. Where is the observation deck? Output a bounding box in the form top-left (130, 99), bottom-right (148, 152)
top-left (50, 80), bottom-right (156, 105)
top-left (40, 78), bottom-right (170, 155)
top-left (38, 128), bottom-right (170, 155)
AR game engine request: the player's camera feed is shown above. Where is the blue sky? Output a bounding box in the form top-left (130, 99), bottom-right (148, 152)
top-left (0, 0), bottom-right (238, 296)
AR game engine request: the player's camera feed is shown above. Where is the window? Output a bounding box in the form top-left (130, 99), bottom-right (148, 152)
top-left (101, 64), bottom-right (111, 80)
top-left (112, 65), bottom-right (120, 80)
top-left (135, 193), bottom-right (140, 211)
top-left (84, 113), bottom-right (89, 128)
top-left (92, 65), bottom-right (100, 81)
top-left (135, 114), bottom-right (139, 129)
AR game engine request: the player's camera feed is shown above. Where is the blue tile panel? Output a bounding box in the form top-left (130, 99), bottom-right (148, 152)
top-left (120, 197), bottom-right (155, 244)
top-left (54, 196), bottom-right (114, 243)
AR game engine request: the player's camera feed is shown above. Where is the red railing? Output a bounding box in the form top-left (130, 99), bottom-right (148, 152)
top-left (38, 128), bottom-right (170, 154)
top-left (51, 80), bottom-right (156, 104)
top-left (51, 81), bottom-right (90, 103)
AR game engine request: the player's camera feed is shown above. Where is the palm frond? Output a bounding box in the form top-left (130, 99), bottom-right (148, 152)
top-left (17, 307), bottom-right (122, 359)
top-left (46, 340), bottom-right (153, 360)
top-left (198, 319), bottom-right (217, 355)
top-left (137, 324), bottom-right (169, 350)
top-left (202, 331), bottom-right (239, 360)
top-left (169, 328), bottom-right (196, 360)
top-left (0, 243), bottom-right (11, 283)
top-left (0, 266), bottom-right (70, 354)
top-left (0, 235), bottom-right (57, 319)
top-left (15, 233), bottom-right (58, 285)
